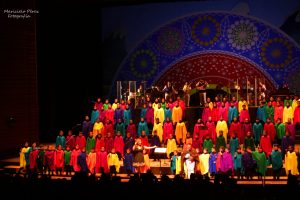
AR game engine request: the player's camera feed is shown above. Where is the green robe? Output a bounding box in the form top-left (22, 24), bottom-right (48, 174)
top-left (216, 136), bottom-right (226, 152)
top-left (86, 137), bottom-right (95, 153)
top-left (266, 106), bottom-right (274, 123)
top-left (244, 136), bottom-right (255, 151)
top-left (64, 150), bottom-right (71, 165)
top-left (275, 123), bottom-right (285, 140)
top-left (229, 137), bottom-right (239, 156)
top-left (203, 139), bottom-right (213, 153)
top-left (252, 151), bottom-right (268, 175)
top-left (253, 122), bottom-right (263, 144)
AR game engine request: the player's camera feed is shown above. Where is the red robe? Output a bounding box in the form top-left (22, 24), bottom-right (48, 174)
top-left (259, 135), bottom-right (272, 157)
top-left (45, 150), bottom-right (55, 171)
top-left (126, 123), bottom-right (137, 138)
top-left (191, 138), bottom-right (202, 151)
top-left (113, 135), bottom-right (124, 157)
top-left (163, 121), bottom-right (174, 143)
top-left (70, 149), bottom-right (81, 172)
top-left (211, 107), bottom-right (219, 122)
top-left (105, 108), bottom-right (115, 124)
top-left (66, 135), bottom-right (76, 150)
top-left (75, 136), bottom-right (86, 150)
top-left (145, 107), bottom-right (154, 125)
top-left (104, 122), bottom-right (114, 138)
top-left (229, 121), bottom-right (242, 143)
top-left (263, 122), bottom-right (276, 143)
top-left (140, 136), bottom-right (150, 154)
top-left (95, 137), bottom-right (105, 152)
top-left (193, 123), bottom-right (204, 139)
top-left (54, 149), bottom-right (65, 169)
top-left (105, 137), bottom-right (114, 153)
top-left (274, 105), bottom-right (283, 122)
top-left (294, 106), bottom-right (300, 124)
top-left (96, 151), bottom-right (109, 173)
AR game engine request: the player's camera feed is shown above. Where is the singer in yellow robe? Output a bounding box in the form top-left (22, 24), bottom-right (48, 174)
top-left (166, 137), bottom-right (177, 158)
top-left (216, 119), bottom-right (228, 143)
top-left (285, 150), bottom-right (299, 176)
top-left (107, 150), bottom-right (120, 173)
top-left (154, 104), bottom-right (165, 125)
top-left (175, 121), bottom-right (187, 144)
top-left (172, 104), bottom-right (183, 125)
top-left (153, 119), bottom-right (164, 143)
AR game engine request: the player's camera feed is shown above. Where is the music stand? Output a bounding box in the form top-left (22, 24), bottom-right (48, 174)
top-left (154, 147), bottom-right (167, 174)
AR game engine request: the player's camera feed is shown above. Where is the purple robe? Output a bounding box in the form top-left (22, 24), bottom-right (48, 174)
top-left (220, 152), bottom-right (234, 174)
top-left (285, 123), bottom-right (296, 140)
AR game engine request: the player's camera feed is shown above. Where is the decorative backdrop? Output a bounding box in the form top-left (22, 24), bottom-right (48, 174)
top-left (113, 12), bottom-right (300, 96)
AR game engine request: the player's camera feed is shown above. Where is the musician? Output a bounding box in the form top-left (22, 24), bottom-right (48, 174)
top-left (258, 82), bottom-right (266, 101)
top-left (162, 81), bottom-right (178, 101)
top-left (196, 79), bottom-right (208, 106)
top-left (183, 82), bottom-right (192, 107)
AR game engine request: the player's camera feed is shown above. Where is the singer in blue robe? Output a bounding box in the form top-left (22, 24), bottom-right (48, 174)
top-left (137, 119), bottom-right (149, 136)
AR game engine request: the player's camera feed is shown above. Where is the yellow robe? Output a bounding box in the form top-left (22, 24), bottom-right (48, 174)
top-left (199, 153), bottom-right (210, 175)
top-left (93, 121), bottom-right (105, 137)
top-left (216, 120), bottom-right (228, 143)
top-left (175, 122), bottom-right (187, 144)
top-left (153, 122), bottom-right (164, 142)
top-left (172, 106), bottom-right (182, 124)
top-left (208, 102), bottom-right (213, 110)
top-left (283, 106), bottom-right (293, 123)
top-left (154, 107), bottom-right (165, 125)
top-left (112, 103), bottom-right (118, 110)
top-left (285, 151), bottom-right (299, 175)
top-left (175, 156), bottom-right (182, 175)
top-left (107, 153), bottom-right (120, 172)
top-left (238, 100), bottom-right (248, 113)
top-left (292, 100), bottom-right (298, 112)
top-left (19, 147), bottom-right (30, 168)
top-left (166, 138), bottom-right (177, 158)
top-left (152, 102), bottom-right (159, 111)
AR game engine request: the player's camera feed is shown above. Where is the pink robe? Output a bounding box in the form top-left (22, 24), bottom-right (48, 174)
top-left (145, 107), bottom-right (154, 125)
top-left (29, 149), bottom-right (39, 170)
top-left (263, 122), bottom-right (276, 143)
top-left (239, 109), bottom-right (250, 123)
top-left (218, 106), bottom-right (228, 122)
top-left (286, 123), bottom-right (296, 140)
top-left (163, 121), bottom-right (174, 142)
top-left (206, 121), bottom-right (216, 144)
top-left (241, 122), bottom-right (252, 144)
top-left (202, 107), bottom-right (211, 123)
top-left (45, 150), bottom-right (55, 171)
top-left (113, 135), bottom-right (124, 157)
top-left (96, 151), bottom-right (109, 173)
top-left (70, 149), bottom-right (81, 172)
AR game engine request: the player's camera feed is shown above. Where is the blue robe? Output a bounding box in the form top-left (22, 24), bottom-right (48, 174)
top-left (56, 136), bottom-right (66, 149)
top-left (123, 109), bottom-right (131, 126)
top-left (209, 152), bottom-right (217, 174)
top-left (82, 120), bottom-right (92, 137)
top-left (137, 121), bottom-right (149, 136)
top-left (124, 137), bottom-right (135, 153)
top-left (140, 108), bottom-right (147, 119)
top-left (229, 137), bottom-right (239, 157)
top-left (256, 106), bottom-right (267, 123)
top-left (234, 153), bottom-right (243, 171)
top-left (281, 136), bottom-right (295, 156)
top-left (253, 122), bottom-right (263, 145)
top-left (228, 106), bottom-right (238, 125)
top-left (91, 109), bottom-right (99, 124)
top-left (164, 108), bottom-right (172, 122)
top-left (114, 108), bottom-right (124, 124)
top-left (77, 152), bottom-right (88, 173)
top-left (123, 153), bottom-right (134, 173)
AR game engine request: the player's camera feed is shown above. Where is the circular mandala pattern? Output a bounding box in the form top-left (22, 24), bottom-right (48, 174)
top-left (130, 49), bottom-right (158, 79)
top-left (227, 20), bottom-right (258, 50)
top-left (191, 16), bottom-right (221, 46)
top-left (260, 37), bottom-right (293, 68)
top-left (157, 27), bottom-right (185, 55)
